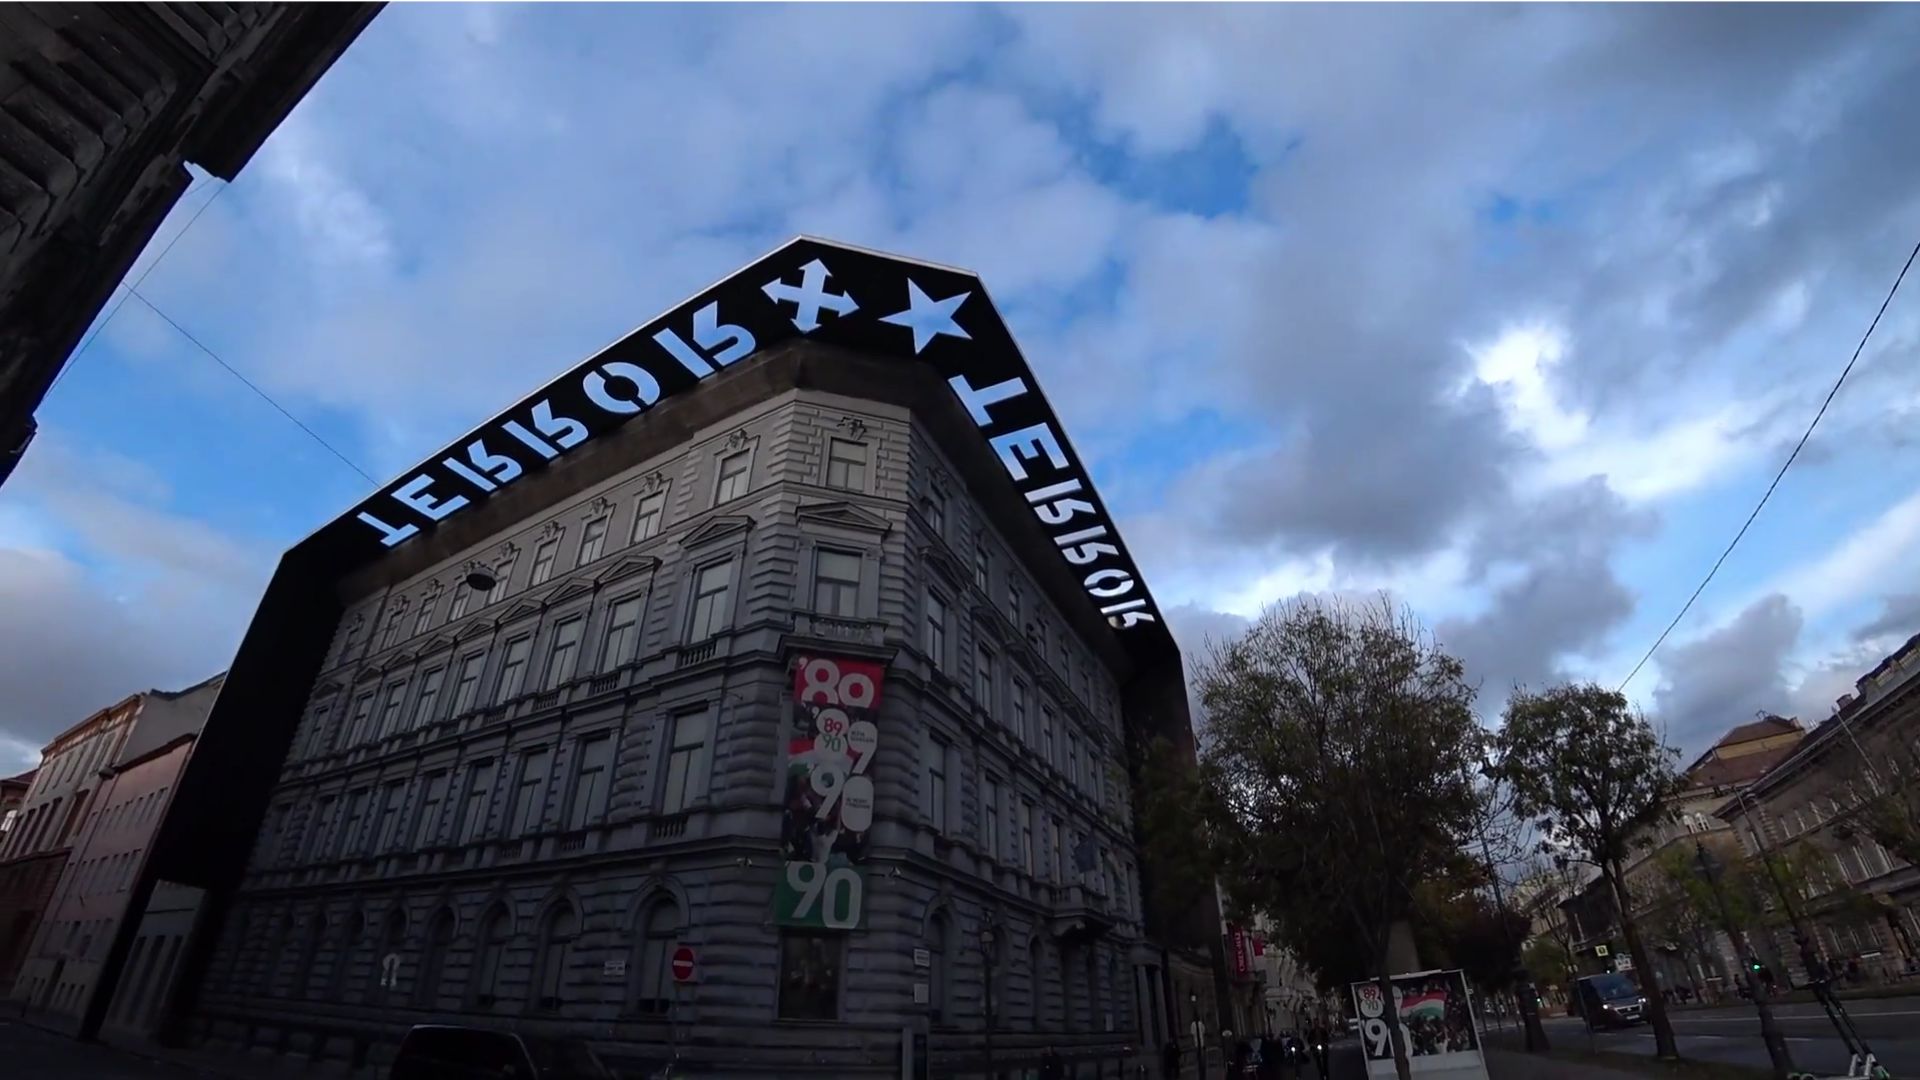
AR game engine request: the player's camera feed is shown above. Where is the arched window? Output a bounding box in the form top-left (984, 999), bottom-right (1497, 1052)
top-left (292, 911), bottom-right (326, 1000)
top-left (632, 897), bottom-right (682, 1015)
top-left (473, 905), bottom-right (511, 1008)
top-left (1026, 936), bottom-right (1046, 1031)
top-left (366, 907), bottom-right (407, 1002)
top-left (416, 909), bottom-right (456, 1007)
top-left (1104, 953), bottom-right (1120, 1033)
top-left (258, 907), bottom-right (293, 994)
top-left (328, 910), bottom-right (364, 999)
top-left (536, 902), bottom-right (577, 1010)
top-left (926, 911), bottom-right (950, 1024)
top-left (1057, 944), bottom-right (1075, 1032)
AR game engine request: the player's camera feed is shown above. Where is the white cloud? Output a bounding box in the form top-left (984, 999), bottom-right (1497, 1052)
top-left (1766, 487), bottom-right (1920, 621)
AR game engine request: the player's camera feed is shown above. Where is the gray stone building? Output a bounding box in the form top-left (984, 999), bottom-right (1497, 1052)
top-left (140, 240), bottom-right (1224, 1077)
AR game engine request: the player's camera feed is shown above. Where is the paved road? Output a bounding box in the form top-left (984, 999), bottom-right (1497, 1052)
top-left (1542, 999), bottom-right (1920, 1077)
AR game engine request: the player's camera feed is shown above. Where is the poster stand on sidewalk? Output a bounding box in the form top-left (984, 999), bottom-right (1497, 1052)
top-left (1349, 968), bottom-right (1491, 1080)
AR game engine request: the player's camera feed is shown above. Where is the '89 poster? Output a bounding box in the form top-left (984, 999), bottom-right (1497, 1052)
top-left (774, 654), bottom-right (886, 929)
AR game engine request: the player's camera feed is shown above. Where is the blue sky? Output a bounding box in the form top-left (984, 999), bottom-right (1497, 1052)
top-left (3, 4), bottom-right (1919, 770)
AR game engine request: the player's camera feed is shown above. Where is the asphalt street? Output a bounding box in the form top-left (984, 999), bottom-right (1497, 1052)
top-left (0, 1017), bottom-right (234, 1080)
top-left (1541, 996), bottom-right (1920, 1078)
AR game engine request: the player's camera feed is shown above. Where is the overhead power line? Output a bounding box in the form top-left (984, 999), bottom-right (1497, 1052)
top-left (1617, 237), bottom-right (1920, 694)
top-left (124, 287), bottom-right (377, 486)
top-left (48, 180), bottom-right (229, 394)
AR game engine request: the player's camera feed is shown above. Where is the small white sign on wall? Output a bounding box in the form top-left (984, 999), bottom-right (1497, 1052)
top-left (603, 959), bottom-right (627, 978)
top-left (913, 947), bottom-right (930, 969)
top-left (913, 982), bottom-right (929, 1005)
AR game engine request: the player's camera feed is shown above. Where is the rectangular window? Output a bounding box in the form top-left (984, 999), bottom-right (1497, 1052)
top-left (1008, 584), bottom-right (1021, 624)
top-left (924, 592), bottom-right (947, 667)
top-left (924, 494), bottom-right (946, 536)
top-left (1048, 816), bottom-right (1063, 882)
top-left (380, 610), bottom-right (403, 649)
top-left (927, 735), bottom-right (949, 833)
top-left (546, 617), bottom-right (584, 689)
top-left (825, 438), bottom-right (868, 490)
top-left (981, 775), bottom-right (1000, 860)
top-left (413, 597), bottom-right (436, 637)
top-left (378, 681), bottom-right (408, 740)
top-left (778, 931), bottom-right (841, 1020)
top-left (1012, 681), bottom-right (1029, 744)
top-left (579, 516), bottom-right (609, 564)
top-left (306, 796), bottom-right (337, 862)
top-left (338, 789), bottom-right (370, 858)
top-left (974, 546), bottom-right (989, 591)
top-left (512, 748), bottom-right (552, 837)
top-left (451, 652), bottom-right (486, 716)
top-left (812, 549), bottom-right (862, 617)
top-left (497, 636), bottom-right (533, 703)
top-left (1020, 801), bottom-right (1034, 875)
top-left (1041, 709), bottom-right (1056, 768)
top-left (602, 597), bottom-right (642, 670)
top-left (305, 704), bottom-right (334, 758)
top-left (632, 491), bottom-right (666, 542)
top-left (459, 761), bottom-right (497, 844)
top-left (487, 556), bottom-right (515, 605)
top-left (376, 781), bottom-right (408, 852)
top-left (414, 772), bottom-right (449, 848)
top-left (1067, 732), bottom-right (1081, 791)
top-left (689, 561), bottom-right (734, 641)
top-left (660, 712), bottom-right (711, 813)
top-left (530, 540), bottom-right (559, 586)
top-left (715, 450), bottom-right (751, 503)
top-left (448, 587), bottom-right (472, 621)
top-left (412, 667), bottom-right (445, 729)
top-left (567, 735), bottom-right (614, 830)
top-left (975, 646), bottom-right (995, 709)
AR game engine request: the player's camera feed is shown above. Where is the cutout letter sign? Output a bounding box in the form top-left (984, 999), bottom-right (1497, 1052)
top-left (775, 654), bottom-right (885, 930)
top-left (325, 239), bottom-right (1165, 645)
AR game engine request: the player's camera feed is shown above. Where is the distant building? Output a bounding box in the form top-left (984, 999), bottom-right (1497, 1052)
top-left (0, 4), bottom-right (380, 486)
top-left (8, 675), bottom-right (222, 1034)
top-left (1718, 635), bottom-right (1920, 985)
top-left (123, 240), bottom-right (1224, 1077)
top-left (1554, 718), bottom-right (1804, 1000)
top-left (0, 769), bottom-right (31, 843)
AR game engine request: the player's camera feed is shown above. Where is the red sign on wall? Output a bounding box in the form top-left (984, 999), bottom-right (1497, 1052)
top-left (671, 945), bottom-right (697, 983)
top-left (1228, 925), bottom-right (1250, 978)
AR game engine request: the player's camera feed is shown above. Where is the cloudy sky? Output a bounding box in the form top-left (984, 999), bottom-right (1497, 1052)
top-left (4, 4), bottom-right (1919, 772)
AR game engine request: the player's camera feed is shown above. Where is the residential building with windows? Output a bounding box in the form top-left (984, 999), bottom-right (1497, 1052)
top-left (1717, 634), bottom-right (1920, 986)
top-left (118, 240), bottom-right (1222, 1077)
top-left (8, 675), bottom-right (223, 1034)
top-left (0, 676), bottom-right (221, 1015)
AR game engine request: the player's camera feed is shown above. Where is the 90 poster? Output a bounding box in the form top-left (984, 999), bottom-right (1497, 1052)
top-left (774, 654), bottom-right (886, 929)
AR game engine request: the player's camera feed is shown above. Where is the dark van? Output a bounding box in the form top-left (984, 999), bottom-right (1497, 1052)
top-left (1574, 972), bottom-right (1647, 1029)
top-left (389, 1025), bottom-right (614, 1080)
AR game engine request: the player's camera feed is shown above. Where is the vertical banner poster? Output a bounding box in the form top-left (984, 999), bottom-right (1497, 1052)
top-left (1229, 925), bottom-right (1251, 978)
top-left (1350, 969), bottom-right (1486, 1078)
top-left (774, 654), bottom-right (885, 929)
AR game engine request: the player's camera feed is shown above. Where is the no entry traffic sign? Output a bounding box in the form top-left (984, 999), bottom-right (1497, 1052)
top-left (671, 945), bottom-right (697, 983)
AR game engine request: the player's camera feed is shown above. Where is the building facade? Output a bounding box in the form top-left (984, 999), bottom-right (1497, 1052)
top-left (1616, 717), bottom-right (1803, 1000)
top-left (1718, 636), bottom-right (1920, 986)
top-left (0, 696), bottom-right (144, 991)
top-left (137, 241), bottom-right (1222, 1078)
top-left (10, 674), bottom-right (223, 1030)
top-left (0, 4), bottom-right (379, 485)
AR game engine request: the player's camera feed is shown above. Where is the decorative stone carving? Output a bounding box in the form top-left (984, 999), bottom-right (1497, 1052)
top-left (641, 470), bottom-right (667, 492)
top-left (836, 415), bottom-right (867, 441)
top-left (538, 520), bottom-right (563, 541)
top-left (583, 495), bottom-right (612, 519)
top-left (724, 428), bottom-right (750, 450)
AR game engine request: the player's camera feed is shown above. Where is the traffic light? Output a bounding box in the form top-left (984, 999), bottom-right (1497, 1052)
top-left (1749, 956), bottom-right (1762, 973)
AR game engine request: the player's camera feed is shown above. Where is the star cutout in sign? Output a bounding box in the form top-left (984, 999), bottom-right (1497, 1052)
top-left (878, 280), bottom-right (971, 354)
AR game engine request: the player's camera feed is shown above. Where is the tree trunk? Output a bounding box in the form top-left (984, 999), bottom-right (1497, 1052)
top-left (1608, 863), bottom-right (1679, 1060)
top-left (1373, 963), bottom-right (1414, 1080)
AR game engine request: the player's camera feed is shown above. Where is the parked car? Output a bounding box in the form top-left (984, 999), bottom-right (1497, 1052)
top-left (389, 1025), bottom-right (614, 1080)
top-left (1573, 973), bottom-right (1647, 1030)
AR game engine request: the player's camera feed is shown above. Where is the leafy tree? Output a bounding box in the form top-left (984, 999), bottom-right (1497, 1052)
top-left (1855, 740), bottom-right (1920, 871)
top-left (1495, 683), bottom-right (1685, 1060)
top-left (1522, 936), bottom-right (1572, 993)
top-left (1191, 596), bottom-right (1486, 1080)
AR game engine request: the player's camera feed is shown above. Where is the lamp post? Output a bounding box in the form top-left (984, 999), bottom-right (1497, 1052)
top-left (1191, 992), bottom-right (1206, 1080)
top-left (1695, 840), bottom-right (1795, 1078)
top-left (981, 923), bottom-right (999, 1080)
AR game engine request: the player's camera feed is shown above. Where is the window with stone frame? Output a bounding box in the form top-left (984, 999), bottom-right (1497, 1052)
top-left (777, 931), bottom-right (842, 1020)
top-left (826, 437), bottom-right (868, 491)
top-left (812, 548), bottom-right (862, 617)
top-left (688, 560), bottom-right (734, 641)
